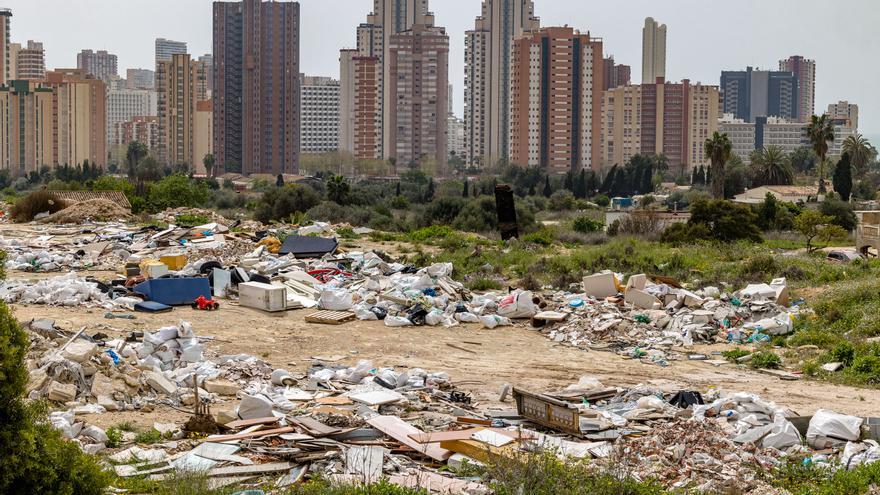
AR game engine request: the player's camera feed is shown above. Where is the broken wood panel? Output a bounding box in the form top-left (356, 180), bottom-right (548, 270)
top-left (224, 416), bottom-right (281, 430)
top-left (304, 310), bottom-right (356, 325)
top-left (366, 415), bottom-right (452, 462)
top-left (291, 416), bottom-right (342, 437)
top-left (205, 426), bottom-right (295, 443)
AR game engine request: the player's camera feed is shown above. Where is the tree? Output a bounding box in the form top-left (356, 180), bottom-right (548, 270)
top-left (687, 199), bottom-right (763, 242)
top-left (573, 169), bottom-right (587, 199)
top-left (723, 155), bottom-right (750, 199)
top-left (842, 134), bottom-right (876, 177)
top-left (125, 141), bottom-right (148, 179)
top-left (424, 178), bottom-right (435, 202)
top-left (705, 132), bottom-right (732, 199)
top-left (326, 174), bottom-right (351, 204)
top-left (833, 153), bottom-right (853, 201)
top-left (462, 180), bottom-right (469, 198)
top-left (254, 185), bottom-right (322, 224)
top-left (806, 114), bottom-right (835, 194)
top-left (563, 171), bottom-right (574, 191)
top-left (751, 146), bottom-right (794, 186)
top-left (790, 146), bottom-right (817, 173)
top-left (396, 181), bottom-right (402, 197)
top-left (147, 174), bottom-right (211, 212)
top-left (543, 175), bottom-right (552, 198)
top-left (820, 198), bottom-right (858, 231)
top-left (794, 210), bottom-right (847, 252)
top-left (651, 154), bottom-right (669, 172)
top-left (276, 174), bottom-right (285, 188)
top-left (203, 153), bottom-right (215, 178)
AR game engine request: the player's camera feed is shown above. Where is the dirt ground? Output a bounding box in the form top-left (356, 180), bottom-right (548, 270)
top-left (11, 281), bottom-right (880, 430)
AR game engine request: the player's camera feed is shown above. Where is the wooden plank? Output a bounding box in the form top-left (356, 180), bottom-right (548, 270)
top-left (366, 415), bottom-right (452, 462)
top-left (205, 426), bottom-right (295, 443)
top-left (207, 462), bottom-right (294, 477)
top-left (316, 396), bottom-right (353, 405)
top-left (224, 416), bottom-right (280, 430)
top-left (305, 310), bottom-right (356, 325)
top-left (291, 416), bottom-right (342, 437)
top-left (345, 446), bottom-right (387, 483)
top-left (439, 439), bottom-right (517, 464)
top-left (445, 343), bottom-right (478, 354)
top-left (407, 428), bottom-right (485, 444)
top-left (456, 416), bottom-right (492, 426)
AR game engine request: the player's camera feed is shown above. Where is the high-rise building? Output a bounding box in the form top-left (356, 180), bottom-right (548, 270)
top-left (113, 116), bottom-right (159, 161)
top-left (300, 75), bottom-right (339, 154)
top-left (193, 100), bottom-right (213, 174)
top-left (106, 87), bottom-right (157, 158)
top-left (44, 69), bottom-right (107, 168)
top-left (0, 79), bottom-right (53, 177)
top-left (155, 38), bottom-right (187, 64)
top-left (214, 0), bottom-right (301, 176)
top-left (338, 0), bottom-right (434, 161)
top-left (641, 17), bottom-right (666, 84)
top-left (509, 26), bottom-right (604, 173)
top-left (198, 54), bottom-right (213, 94)
top-left (0, 8), bottom-right (11, 85)
top-left (156, 53), bottom-right (209, 168)
top-left (719, 114), bottom-right (855, 164)
top-left (464, 0), bottom-right (539, 167)
top-left (16, 40), bottom-right (45, 80)
top-left (388, 24), bottom-right (448, 174)
top-left (603, 56), bottom-right (631, 91)
top-left (720, 67), bottom-right (798, 123)
top-left (77, 49), bottom-right (118, 82)
top-left (600, 78), bottom-right (720, 173)
top-left (339, 50), bottom-right (381, 160)
top-left (126, 68), bottom-right (155, 90)
top-left (779, 56), bottom-right (815, 122)
top-left (827, 100), bottom-right (858, 130)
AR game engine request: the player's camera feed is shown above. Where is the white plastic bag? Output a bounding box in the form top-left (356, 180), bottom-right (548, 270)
top-left (237, 393), bottom-right (274, 420)
top-left (455, 312), bottom-right (480, 323)
top-left (384, 316), bottom-right (413, 327)
top-left (319, 288), bottom-right (354, 310)
top-left (480, 315), bottom-right (512, 329)
top-left (497, 290), bottom-right (537, 319)
top-left (762, 415), bottom-right (802, 449)
top-left (807, 409), bottom-right (863, 449)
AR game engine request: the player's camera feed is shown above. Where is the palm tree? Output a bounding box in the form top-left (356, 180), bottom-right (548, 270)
top-left (125, 141), bottom-right (148, 179)
top-left (751, 146), bottom-right (794, 186)
top-left (842, 134), bottom-right (875, 177)
top-left (806, 114), bottom-right (835, 194)
top-left (704, 132), bottom-right (732, 199)
top-left (202, 153), bottom-right (215, 179)
top-left (326, 174), bottom-right (350, 204)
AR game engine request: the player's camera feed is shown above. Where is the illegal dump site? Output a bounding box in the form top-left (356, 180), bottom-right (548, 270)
top-left (5, 208), bottom-right (880, 495)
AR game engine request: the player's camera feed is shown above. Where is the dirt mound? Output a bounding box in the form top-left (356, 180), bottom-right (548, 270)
top-left (155, 207), bottom-right (231, 225)
top-left (40, 198), bottom-right (132, 224)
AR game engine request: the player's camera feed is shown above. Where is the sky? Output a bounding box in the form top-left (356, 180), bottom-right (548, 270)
top-left (4, 0), bottom-right (879, 136)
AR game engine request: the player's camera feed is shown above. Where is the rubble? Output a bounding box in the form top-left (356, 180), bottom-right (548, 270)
top-left (40, 198), bottom-right (132, 224)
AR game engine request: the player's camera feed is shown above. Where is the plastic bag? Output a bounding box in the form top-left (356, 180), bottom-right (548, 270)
top-left (425, 309), bottom-right (445, 326)
top-left (497, 290), bottom-right (537, 318)
top-left (318, 288), bottom-right (354, 310)
top-left (763, 415), bottom-right (802, 450)
top-left (807, 409), bottom-right (863, 449)
top-left (238, 393), bottom-right (274, 419)
top-left (455, 312), bottom-right (480, 323)
top-left (480, 315), bottom-right (512, 329)
top-left (384, 316), bottom-right (413, 327)
top-left (354, 303), bottom-right (379, 321)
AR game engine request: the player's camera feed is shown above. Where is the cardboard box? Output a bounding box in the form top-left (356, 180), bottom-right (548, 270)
top-left (160, 254), bottom-right (187, 271)
top-left (239, 282), bottom-right (287, 312)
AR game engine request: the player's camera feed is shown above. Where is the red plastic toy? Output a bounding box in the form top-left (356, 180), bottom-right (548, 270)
top-left (191, 295), bottom-right (220, 310)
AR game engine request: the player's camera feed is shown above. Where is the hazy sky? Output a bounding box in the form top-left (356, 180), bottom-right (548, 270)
top-left (4, 0), bottom-right (878, 136)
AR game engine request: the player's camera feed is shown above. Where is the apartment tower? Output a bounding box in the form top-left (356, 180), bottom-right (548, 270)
top-left (44, 69), bottom-right (107, 168)
top-left (603, 56), bottom-right (631, 91)
top-left (827, 100), bottom-right (858, 130)
top-left (155, 38), bottom-right (187, 64)
top-left (720, 67), bottom-right (798, 122)
top-left (641, 17), bottom-right (666, 84)
top-left (300, 75), bottom-right (340, 154)
top-left (465, 0), bottom-right (539, 166)
top-left (213, 0), bottom-right (301, 175)
top-left (156, 53), bottom-right (208, 168)
top-left (126, 68), bottom-right (155, 90)
top-left (0, 80), bottom-right (53, 177)
top-left (0, 8), bottom-right (10, 85)
top-left (16, 40), bottom-right (45, 80)
top-left (388, 24), bottom-right (449, 174)
top-left (77, 49), bottom-right (118, 82)
top-left (339, 49), bottom-right (381, 161)
top-left (779, 56), bottom-right (815, 122)
top-left (509, 26), bottom-right (604, 174)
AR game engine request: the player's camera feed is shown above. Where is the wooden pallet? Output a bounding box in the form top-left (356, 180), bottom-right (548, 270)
top-left (305, 310), bottom-right (356, 325)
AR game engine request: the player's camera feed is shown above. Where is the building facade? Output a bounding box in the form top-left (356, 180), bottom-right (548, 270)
top-left (0, 8), bottom-right (11, 85)
top-left (106, 87), bottom-right (157, 159)
top-left (601, 84), bottom-right (642, 168)
top-left (341, 52), bottom-right (381, 161)
top-left (77, 49), bottom-right (118, 82)
top-left (16, 40), bottom-right (45, 80)
top-left (0, 79), bottom-right (53, 177)
top-left (126, 68), bottom-right (155, 90)
top-left (193, 100), bottom-right (213, 174)
top-left (112, 116), bottom-right (159, 163)
top-left (155, 38), bottom-right (187, 63)
top-left (300, 75), bottom-right (339, 154)
top-left (827, 100), bottom-right (858, 130)
top-left (603, 56), bottom-right (631, 91)
top-left (719, 114), bottom-right (855, 164)
top-left (720, 67), bottom-right (798, 122)
top-left (641, 17), bottom-right (666, 84)
top-left (198, 54), bottom-right (213, 94)
top-left (44, 69), bottom-right (107, 169)
top-left (509, 26), bottom-right (604, 174)
top-left (779, 55), bottom-right (815, 122)
top-left (464, 0), bottom-right (539, 166)
top-left (156, 53), bottom-right (209, 168)
top-left (213, 0), bottom-right (301, 175)
top-left (388, 24), bottom-right (448, 174)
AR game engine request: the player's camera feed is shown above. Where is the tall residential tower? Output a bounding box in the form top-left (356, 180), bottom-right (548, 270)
top-left (0, 8), bottom-right (11, 85)
top-left (779, 55), bottom-right (815, 122)
top-left (641, 17), bottom-right (666, 84)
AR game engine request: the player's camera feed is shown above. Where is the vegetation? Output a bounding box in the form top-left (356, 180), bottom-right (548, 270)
top-left (255, 185), bottom-right (322, 224)
top-left (750, 145), bottom-right (794, 186)
top-left (806, 114), bottom-right (835, 194)
top-left (769, 457), bottom-right (880, 495)
top-left (750, 350), bottom-right (782, 369)
top-left (10, 190), bottom-right (66, 221)
top-left (705, 131), bottom-right (733, 199)
top-left (794, 210), bottom-right (848, 252)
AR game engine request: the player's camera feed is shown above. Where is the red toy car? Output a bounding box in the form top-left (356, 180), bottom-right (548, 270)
top-left (191, 295), bottom-right (220, 310)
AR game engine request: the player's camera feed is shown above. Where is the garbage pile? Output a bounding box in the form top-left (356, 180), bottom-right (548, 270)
top-left (1, 272), bottom-right (113, 307)
top-left (533, 272), bottom-right (796, 362)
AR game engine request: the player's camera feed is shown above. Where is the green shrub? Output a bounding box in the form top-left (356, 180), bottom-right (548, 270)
top-left (422, 196), bottom-right (464, 225)
top-left (820, 198), bottom-right (858, 231)
top-left (523, 227), bottom-right (555, 246)
top-left (593, 194), bottom-right (610, 207)
top-left (407, 225), bottom-right (456, 242)
top-left (750, 351), bottom-right (782, 369)
top-left (255, 185), bottom-right (322, 224)
top-left (105, 427), bottom-right (123, 448)
top-left (0, 300), bottom-right (109, 493)
top-left (10, 190), bottom-right (65, 222)
top-left (572, 216), bottom-right (604, 234)
top-left (770, 458), bottom-right (880, 495)
top-left (288, 478), bottom-right (428, 495)
top-left (827, 341), bottom-right (856, 366)
top-left (468, 277), bottom-right (504, 291)
top-left (134, 428), bottom-right (163, 444)
top-left (850, 355), bottom-right (880, 382)
top-left (722, 348), bottom-right (751, 361)
top-left (688, 199), bottom-right (763, 242)
top-left (175, 214), bottom-right (209, 227)
top-left (548, 190), bottom-right (576, 211)
top-left (659, 222), bottom-right (712, 244)
top-left (147, 174), bottom-right (211, 213)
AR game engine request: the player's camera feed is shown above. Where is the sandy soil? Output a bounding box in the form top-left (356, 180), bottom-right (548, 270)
top-left (11, 297), bottom-right (879, 431)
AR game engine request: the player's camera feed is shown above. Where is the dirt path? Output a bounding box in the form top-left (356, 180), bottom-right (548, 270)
top-left (12, 300), bottom-right (878, 431)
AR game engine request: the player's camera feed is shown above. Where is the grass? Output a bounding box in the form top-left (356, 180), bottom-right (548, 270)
top-left (111, 470), bottom-right (241, 495)
top-left (768, 458), bottom-right (880, 495)
top-left (134, 428), bottom-right (164, 444)
top-left (722, 348), bottom-right (751, 361)
top-left (175, 214), bottom-right (210, 227)
top-left (750, 350), bottom-right (782, 369)
top-left (286, 478), bottom-right (428, 495)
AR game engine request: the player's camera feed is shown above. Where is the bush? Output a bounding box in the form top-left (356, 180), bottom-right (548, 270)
top-left (522, 227), bottom-right (555, 246)
top-left (548, 190), bottom-right (576, 211)
top-left (850, 355), bottom-right (880, 382)
top-left (422, 196), bottom-right (464, 225)
top-left (211, 189), bottom-right (247, 210)
top-left (687, 199), bottom-right (762, 242)
top-left (147, 174), bottom-right (211, 212)
top-left (572, 216), bottom-right (604, 234)
top-left (0, 300), bottom-right (109, 493)
top-left (289, 478), bottom-right (428, 495)
top-left (593, 194), bottom-right (610, 207)
top-left (10, 190), bottom-right (65, 222)
top-left (306, 201), bottom-right (375, 226)
top-left (819, 198), bottom-right (857, 231)
top-left (722, 348), bottom-right (751, 361)
top-left (453, 197), bottom-right (498, 233)
top-left (659, 222), bottom-right (712, 244)
top-left (751, 351), bottom-right (782, 369)
top-left (255, 185), bottom-right (322, 224)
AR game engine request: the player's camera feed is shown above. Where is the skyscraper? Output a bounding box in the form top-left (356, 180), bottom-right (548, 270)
top-left (154, 38), bottom-right (187, 63)
top-left (720, 67), bottom-right (798, 122)
top-left (213, 0), bottom-right (301, 175)
top-left (641, 17), bottom-right (666, 84)
top-left (827, 100), bottom-right (859, 130)
top-left (509, 26), bottom-right (604, 173)
top-left (0, 8), bottom-right (11, 85)
top-left (156, 53), bottom-right (208, 168)
top-left (126, 68), bottom-right (155, 90)
top-left (338, 49), bottom-right (381, 160)
top-left (44, 69), bottom-right (107, 169)
top-left (388, 24), bottom-right (449, 174)
top-left (16, 40), bottom-right (44, 80)
top-left (779, 55), bottom-right (815, 122)
top-left (300, 75), bottom-right (340, 154)
top-left (77, 49), bottom-right (118, 82)
top-left (0, 80), bottom-right (53, 178)
top-left (603, 56), bottom-right (631, 91)
top-left (106, 85), bottom-right (156, 158)
top-left (338, 0), bottom-right (433, 160)
top-left (465, 0), bottom-right (539, 167)
top-left (198, 54), bottom-right (214, 94)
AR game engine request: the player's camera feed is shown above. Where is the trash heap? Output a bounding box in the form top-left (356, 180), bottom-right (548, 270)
top-left (1, 272), bottom-right (114, 307)
top-left (533, 271), bottom-right (795, 362)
